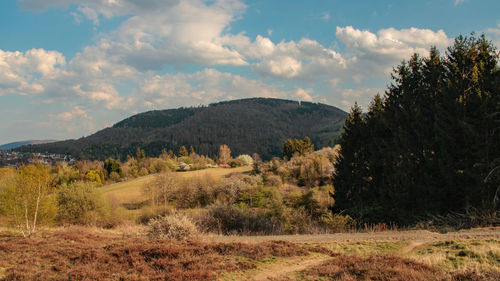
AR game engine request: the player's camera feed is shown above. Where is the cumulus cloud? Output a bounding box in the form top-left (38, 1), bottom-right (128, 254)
top-left (55, 106), bottom-right (88, 121)
top-left (0, 49), bottom-right (65, 96)
top-left (241, 36), bottom-right (346, 80)
top-left (20, 0), bottom-right (248, 70)
top-left (485, 23), bottom-right (500, 48)
top-left (128, 68), bottom-right (314, 111)
top-left (336, 26), bottom-right (451, 76)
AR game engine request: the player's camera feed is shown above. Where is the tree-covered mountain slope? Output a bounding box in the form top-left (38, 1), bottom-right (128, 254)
top-left (18, 98), bottom-right (347, 160)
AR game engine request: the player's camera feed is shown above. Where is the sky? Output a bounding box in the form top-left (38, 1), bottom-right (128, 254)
top-left (1, 0), bottom-right (500, 144)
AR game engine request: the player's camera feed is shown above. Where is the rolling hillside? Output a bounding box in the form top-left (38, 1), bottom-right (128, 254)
top-left (0, 140), bottom-right (57, 150)
top-left (18, 98), bottom-right (347, 160)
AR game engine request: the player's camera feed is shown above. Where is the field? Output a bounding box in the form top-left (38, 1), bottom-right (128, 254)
top-left (1, 167), bottom-right (498, 280)
top-left (101, 166), bottom-right (252, 206)
top-left (0, 227), bottom-right (498, 280)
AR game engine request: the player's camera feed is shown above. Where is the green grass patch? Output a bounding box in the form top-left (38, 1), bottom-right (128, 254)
top-left (321, 241), bottom-right (410, 256)
top-left (410, 239), bottom-right (500, 271)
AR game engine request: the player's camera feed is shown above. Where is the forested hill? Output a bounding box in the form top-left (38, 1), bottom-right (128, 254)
top-left (18, 98), bottom-right (347, 160)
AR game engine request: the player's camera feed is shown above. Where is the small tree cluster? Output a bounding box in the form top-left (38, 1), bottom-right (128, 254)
top-left (282, 137), bottom-right (314, 159)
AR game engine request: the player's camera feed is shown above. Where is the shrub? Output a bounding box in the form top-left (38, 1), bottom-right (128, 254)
top-left (146, 213), bottom-right (198, 240)
top-left (236, 154), bottom-right (254, 166)
top-left (281, 207), bottom-right (315, 234)
top-left (198, 203), bottom-right (278, 235)
top-left (264, 174), bottom-right (282, 187)
top-left (229, 158), bottom-right (245, 167)
top-left (178, 156), bottom-right (194, 165)
top-left (56, 181), bottom-right (106, 225)
top-left (108, 171), bottom-right (121, 182)
top-left (85, 170), bottom-right (103, 185)
top-left (137, 205), bottom-right (174, 224)
top-left (320, 213), bottom-right (356, 232)
top-left (138, 167), bottom-right (149, 177)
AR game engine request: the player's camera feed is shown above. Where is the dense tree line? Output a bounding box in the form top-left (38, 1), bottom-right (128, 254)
top-left (17, 98), bottom-right (346, 161)
top-left (334, 35), bottom-right (500, 225)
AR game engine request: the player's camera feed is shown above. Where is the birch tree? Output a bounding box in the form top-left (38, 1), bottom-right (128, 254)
top-left (0, 164), bottom-right (55, 237)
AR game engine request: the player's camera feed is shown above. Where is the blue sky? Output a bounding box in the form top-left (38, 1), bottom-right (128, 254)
top-left (1, 0), bottom-right (499, 144)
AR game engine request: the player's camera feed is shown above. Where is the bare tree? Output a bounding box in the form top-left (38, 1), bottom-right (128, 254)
top-left (218, 144), bottom-right (232, 164)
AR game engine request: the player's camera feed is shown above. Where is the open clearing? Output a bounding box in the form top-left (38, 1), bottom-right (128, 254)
top-left (0, 227), bottom-right (498, 280)
top-left (100, 166), bottom-right (252, 205)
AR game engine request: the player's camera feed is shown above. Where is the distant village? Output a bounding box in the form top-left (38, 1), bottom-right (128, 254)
top-left (0, 150), bottom-right (75, 168)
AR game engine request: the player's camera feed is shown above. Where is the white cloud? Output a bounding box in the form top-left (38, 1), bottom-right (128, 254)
top-left (55, 106), bottom-right (88, 121)
top-left (336, 26), bottom-right (451, 76)
top-left (485, 23), bottom-right (500, 48)
top-left (295, 88), bottom-right (314, 102)
top-left (243, 36), bottom-right (346, 80)
top-left (321, 12), bottom-right (330, 21)
top-left (454, 0), bottom-right (467, 6)
top-left (338, 87), bottom-right (384, 109)
top-left (21, 0), bottom-right (249, 70)
top-left (0, 49), bottom-right (65, 96)
top-left (128, 68), bottom-right (313, 111)
top-left (78, 5), bottom-right (99, 25)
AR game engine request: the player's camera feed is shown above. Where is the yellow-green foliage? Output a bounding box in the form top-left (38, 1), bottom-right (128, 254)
top-left (320, 213), bottom-right (355, 232)
top-left (0, 164), bottom-right (57, 234)
top-left (86, 169), bottom-right (104, 186)
top-left (51, 163), bottom-right (79, 186)
top-left (57, 181), bottom-right (106, 225)
top-left (0, 168), bottom-right (15, 216)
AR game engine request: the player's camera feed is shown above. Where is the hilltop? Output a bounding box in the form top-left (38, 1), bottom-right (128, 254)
top-left (17, 98), bottom-right (347, 160)
top-left (0, 140), bottom-right (57, 150)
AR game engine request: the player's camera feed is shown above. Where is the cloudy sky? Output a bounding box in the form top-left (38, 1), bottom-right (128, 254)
top-left (1, 0), bottom-right (499, 144)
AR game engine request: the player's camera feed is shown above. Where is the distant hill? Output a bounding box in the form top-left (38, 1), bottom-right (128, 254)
top-left (17, 98), bottom-right (348, 160)
top-left (0, 140), bottom-right (57, 150)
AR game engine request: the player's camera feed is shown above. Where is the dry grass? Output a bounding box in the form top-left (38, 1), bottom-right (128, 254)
top-left (0, 228), bottom-right (315, 281)
top-left (298, 254), bottom-right (500, 281)
top-left (100, 166), bottom-right (252, 205)
top-left (407, 240), bottom-right (500, 272)
top-left (0, 227), bottom-right (498, 281)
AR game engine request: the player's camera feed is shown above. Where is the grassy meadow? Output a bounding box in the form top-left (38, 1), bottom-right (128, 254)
top-left (101, 166), bottom-right (252, 205)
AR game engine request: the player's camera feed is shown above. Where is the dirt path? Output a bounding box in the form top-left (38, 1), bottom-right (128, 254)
top-left (400, 241), bottom-right (426, 254)
top-left (204, 227), bottom-right (500, 244)
top-left (249, 254), bottom-right (330, 281)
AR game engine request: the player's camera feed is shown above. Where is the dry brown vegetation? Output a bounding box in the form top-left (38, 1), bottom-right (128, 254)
top-left (0, 228), bottom-right (498, 281)
top-left (0, 229), bottom-right (316, 281)
top-left (298, 255), bottom-right (500, 281)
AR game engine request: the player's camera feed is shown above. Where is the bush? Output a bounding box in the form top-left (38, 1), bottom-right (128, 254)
top-left (320, 213), bottom-right (356, 232)
top-left (236, 154), bottom-right (254, 166)
top-left (146, 213), bottom-right (198, 240)
top-left (85, 170), bottom-right (103, 185)
top-left (109, 171), bottom-right (121, 182)
top-left (137, 205), bottom-right (174, 224)
top-left (198, 203), bottom-right (279, 235)
top-left (138, 167), bottom-right (149, 177)
top-left (177, 156), bottom-right (194, 165)
top-left (56, 181), bottom-right (106, 225)
top-left (229, 158), bottom-right (245, 167)
top-left (264, 174), bottom-right (282, 187)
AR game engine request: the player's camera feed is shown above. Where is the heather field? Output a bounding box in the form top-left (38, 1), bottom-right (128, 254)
top-left (0, 227), bottom-right (498, 281)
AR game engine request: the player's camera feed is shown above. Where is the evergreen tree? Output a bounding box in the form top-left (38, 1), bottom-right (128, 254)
top-left (334, 34), bottom-right (500, 224)
top-left (178, 146), bottom-right (188, 157)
